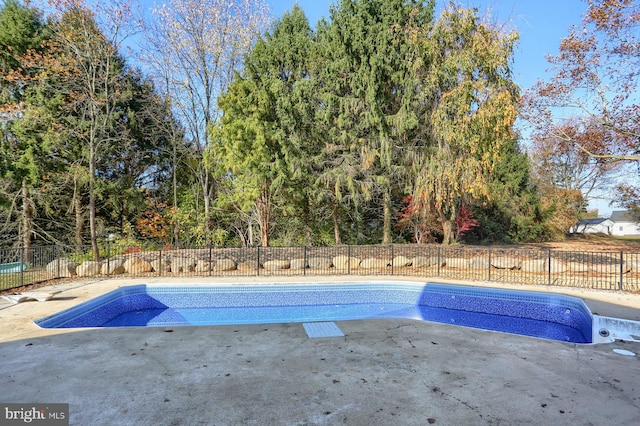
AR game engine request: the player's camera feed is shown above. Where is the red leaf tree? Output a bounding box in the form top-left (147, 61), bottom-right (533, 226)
top-left (396, 196), bottom-right (478, 244)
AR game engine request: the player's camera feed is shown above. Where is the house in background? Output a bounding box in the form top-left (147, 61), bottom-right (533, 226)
top-left (572, 210), bottom-right (640, 236)
top-left (571, 217), bottom-right (614, 234)
top-left (609, 210), bottom-right (640, 236)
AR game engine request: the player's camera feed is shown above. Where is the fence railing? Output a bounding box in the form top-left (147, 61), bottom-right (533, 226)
top-left (1, 244), bottom-right (640, 293)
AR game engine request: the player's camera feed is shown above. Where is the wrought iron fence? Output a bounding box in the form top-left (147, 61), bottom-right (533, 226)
top-left (1, 243), bottom-right (640, 293)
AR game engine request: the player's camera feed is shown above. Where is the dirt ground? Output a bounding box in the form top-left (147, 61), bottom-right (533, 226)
top-left (504, 234), bottom-right (640, 252)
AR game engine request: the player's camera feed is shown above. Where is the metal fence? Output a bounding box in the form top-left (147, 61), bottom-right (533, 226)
top-left (1, 244), bottom-right (640, 293)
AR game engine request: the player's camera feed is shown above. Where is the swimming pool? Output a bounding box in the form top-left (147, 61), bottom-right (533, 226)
top-left (36, 282), bottom-right (599, 343)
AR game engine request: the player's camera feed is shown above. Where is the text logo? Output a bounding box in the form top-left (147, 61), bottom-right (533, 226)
top-left (1, 404), bottom-right (68, 426)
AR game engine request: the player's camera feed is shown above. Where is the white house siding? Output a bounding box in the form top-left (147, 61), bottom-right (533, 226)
top-left (611, 221), bottom-right (640, 236)
top-left (609, 211), bottom-right (640, 236)
top-left (571, 219), bottom-right (613, 234)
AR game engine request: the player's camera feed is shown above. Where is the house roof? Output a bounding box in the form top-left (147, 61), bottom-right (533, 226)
top-left (609, 210), bottom-right (637, 222)
top-left (577, 218), bottom-right (612, 226)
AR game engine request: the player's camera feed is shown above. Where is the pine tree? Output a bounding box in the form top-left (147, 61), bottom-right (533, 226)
top-left (214, 6), bottom-right (314, 247)
top-left (317, 0), bottom-right (436, 244)
top-left (0, 0), bottom-right (48, 252)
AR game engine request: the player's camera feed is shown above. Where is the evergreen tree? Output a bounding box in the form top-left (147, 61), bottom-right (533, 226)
top-left (214, 6), bottom-right (314, 247)
top-left (317, 0), bottom-right (435, 244)
top-left (468, 141), bottom-right (551, 243)
top-left (0, 0), bottom-right (49, 252)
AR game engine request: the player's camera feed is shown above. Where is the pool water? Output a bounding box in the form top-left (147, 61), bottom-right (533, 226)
top-left (36, 282), bottom-right (595, 343)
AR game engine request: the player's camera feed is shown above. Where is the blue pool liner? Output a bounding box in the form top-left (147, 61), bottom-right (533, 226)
top-left (35, 282), bottom-right (594, 343)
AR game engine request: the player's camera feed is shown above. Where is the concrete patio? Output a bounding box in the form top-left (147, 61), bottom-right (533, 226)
top-left (1, 277), bottom-right (639, 425)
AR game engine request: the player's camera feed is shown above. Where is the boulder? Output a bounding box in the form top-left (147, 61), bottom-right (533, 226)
top-left (549, 259), bottom-right (568, 274)
top-left (195, 260), bottom-right (212, 272)
top-left (332, 255), bottom-right (349, 269)
top-left (236, 261), bottom-right (259, 272)
top-left (624, 259), bottom-right (640, 272)
top-left (491, 257), bottom-right (521, 270)
top-left (429, 256), bottom-right (446, 268)
top-left (214, 258), bottom-right (237, 271)
top-left (469, 256), bottom-right (489, 269)
top-left (308, 257), bottom-right (332, 269)
top-left (596, 262), bottom-right (631, 274)
top-left (332, 255), bottom-right (361, 270)
top-left (520, 259), bottom-right (547, 273)
top-left (46, 258), bottom-right (77, 277)
top-left (263, 260), bottom-right (290, 270)
top-left (170, 256), bottom-right (195, 273)
top-left (150, 259), bottom-right (171, 274)
top-left (123, 257), bottom-right (153, 274)
top-left (290, 258), bottom-right (308, 270)
top-left (391, 256), bottom-right (412, 268)
top-left (411, 256), bottom-right (430, 268)
top-left (360, 258), bottom-right (390, 269)
top-left (76, 261), bottom-right (101, 277)
top-left (443, 257), bottom-right (469, 268)
top-left (101, 260), bottom-right (125, 275)
top-left (567, 262), bottom-right (592, 273)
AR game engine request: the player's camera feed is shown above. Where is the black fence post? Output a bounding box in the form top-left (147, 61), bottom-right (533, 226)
top-left (106, 239), bottom-right (111, 278)
top-left (209, 244), bottom-right (213, 277)
top-left (547, 250), bottom-right (552, 286)
top-left (437, 246), bottom-right (441, 276)
top-left (158, 247), bottom-right (163, 277)
top-left (391, 245), bottom-right (395, 276)
top-left (620, 251), bottom-right (624, 291)
top-left (56, 245), bottom-right (61, 279)
top-left (488, 249), bottom-right (492, 281)
top-left (19, 246), bottom-right (24, 287)
top-left (257, 246), bottom-right (260, 277)
top-left (303, 246), bottom-right (307, 276)
top-left (347, 245), bottom-right (351, 275)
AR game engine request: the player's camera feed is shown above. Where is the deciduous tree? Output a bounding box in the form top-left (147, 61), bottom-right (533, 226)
top-left (529, 117), bottom-right (621, 207)
top-left (144, 0), bottom-right (270, 245)
top-left (524, 0), bottom-right (640, 211)
top-left (412, 5), bottom-right (519, 244)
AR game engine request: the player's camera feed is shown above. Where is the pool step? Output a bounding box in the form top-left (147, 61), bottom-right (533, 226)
top-left (303, 322), bottom-right (344, 338)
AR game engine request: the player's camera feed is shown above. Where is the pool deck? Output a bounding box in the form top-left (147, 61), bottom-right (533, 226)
top-left (1, 276), bottom-right (639, 425)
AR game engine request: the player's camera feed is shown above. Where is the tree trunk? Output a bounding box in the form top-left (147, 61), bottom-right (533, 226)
top-left (21, 179), bottom-right (32, 263)
top-left (303, 195), bottom-right (313, 246)
top-left (199, 164), bottom-right (215, 247)
top-left (305, 225), bottom-right (312, 246)
top-left (382, 189), bottom-right (392, 244)
top-left (441, 220), bottom-right (454, 245)
top-left (439, 204), bottom-right (457, 245)
top-left (89, 141), bottom-right (100, 261)
top-left (256, 184), bottom-right (271, 247)
top-left (172, 139), bottom-right (180, 249)
top-left (73, 180), bottom-right (84, 251)
top-left (333, 202), bottom-right (342, 245)
top-left (248, 220), bottom-right (254, 247)
top-left (203, 175), bottom-right (212, 245)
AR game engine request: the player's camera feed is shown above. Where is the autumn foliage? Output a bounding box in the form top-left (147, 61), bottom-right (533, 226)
top-left (396, 196), bottom-right (478, 244)
top-left (136, 196), bottom-right (175, 242)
